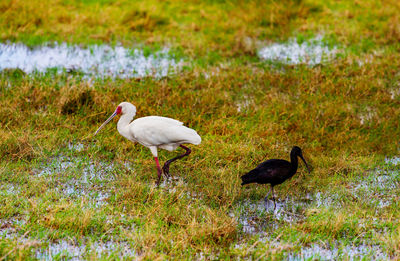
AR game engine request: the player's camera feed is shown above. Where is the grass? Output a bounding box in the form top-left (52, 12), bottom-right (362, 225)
top-left (1, 0), bottom-right (400, 259)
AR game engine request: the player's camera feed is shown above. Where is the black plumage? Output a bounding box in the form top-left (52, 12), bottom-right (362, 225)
top-left (241, 146), bottom-right (310, 209)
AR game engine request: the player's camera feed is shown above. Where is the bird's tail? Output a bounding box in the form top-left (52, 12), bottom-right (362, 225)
top-left (240, 169), bottom-right (260, 185)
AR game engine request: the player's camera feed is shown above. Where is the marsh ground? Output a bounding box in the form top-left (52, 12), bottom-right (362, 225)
top-left (1, 0), bottom-right (400, 259)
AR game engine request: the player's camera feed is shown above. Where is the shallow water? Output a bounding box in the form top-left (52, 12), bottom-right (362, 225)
top-left (236, 94), bottom-right (253, 112)
top-left (35, 151), bottom-right (117, 208)
top-left (35, 238), bottom-right (136, 260)
top-left (348, 160), bottom-right (400, 209)
top-left (288, 243), bottom-right (388, 260)
top-left (0, 43), bottom-right (183, 78)
top-left (0, 183), bottom-right (21, 196)
top-left (0, 220), bottom-right (136, 260)
top-left (258, 36), bottom-right (338, 65)
top-left (0, 217), bottom-right (27, 239)
top-left (234, 196), bottom-right (310, 236)
top-left (232, 237), bottom-right (388, 261)
top-left (1, 214), bottom-right (135, 259)
top-left (385, 156), bottom-right (400, 166)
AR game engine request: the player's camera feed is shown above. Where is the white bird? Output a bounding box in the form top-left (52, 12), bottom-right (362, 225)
top-left (94, 102), bottom-right (201, 185)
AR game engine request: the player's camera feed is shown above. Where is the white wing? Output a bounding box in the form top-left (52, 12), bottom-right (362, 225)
top-left (129, 116), bottom-right (201, 148)
top-left (134, 116), bottom-right (184, 126)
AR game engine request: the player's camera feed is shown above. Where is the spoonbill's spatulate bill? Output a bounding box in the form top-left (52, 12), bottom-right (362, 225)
top-left (94, 102), bottom-right (201, 185)
top-left (241, 146), bottom-right (311, 210)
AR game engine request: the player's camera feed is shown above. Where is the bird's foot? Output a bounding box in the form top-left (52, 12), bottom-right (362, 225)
top-left (162, 165), bottom-right (171, 179)
top-left (263, 198), bottom-right (276, 211)
top-left (155, 173), bottom-right (162, 187)
top-left (263, 198), bottom-right (270, 207)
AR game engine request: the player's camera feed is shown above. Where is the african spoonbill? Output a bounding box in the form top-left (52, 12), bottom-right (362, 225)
top-left (94, 102), bottom-right (201, 185)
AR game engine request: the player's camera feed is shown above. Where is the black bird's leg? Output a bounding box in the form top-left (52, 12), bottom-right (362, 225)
top-left (162, 145), bottom-right (191, 178)
top-left (271, 186), bottom-right (276, 210)
top-left (264, 185), bottom-right (276, 210)
top-left (264, 189), bottom-right (271, 203)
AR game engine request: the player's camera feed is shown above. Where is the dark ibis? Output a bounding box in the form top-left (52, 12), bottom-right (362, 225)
top-left (241, 146), bottom-right (311, 210)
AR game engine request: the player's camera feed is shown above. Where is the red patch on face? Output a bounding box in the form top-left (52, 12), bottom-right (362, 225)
top-left (116, 106), bottom-right (122, 115)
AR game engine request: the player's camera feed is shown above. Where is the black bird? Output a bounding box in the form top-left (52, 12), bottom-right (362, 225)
top-left (241, 146), bottom-right (311, 210)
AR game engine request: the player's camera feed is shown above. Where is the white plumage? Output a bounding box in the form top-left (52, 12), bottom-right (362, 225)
top-left (94, 102), bottom-right (201, 184)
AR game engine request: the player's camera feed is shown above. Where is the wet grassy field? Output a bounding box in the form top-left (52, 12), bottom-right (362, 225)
top-left (1, 0), bottom-right (400, 259)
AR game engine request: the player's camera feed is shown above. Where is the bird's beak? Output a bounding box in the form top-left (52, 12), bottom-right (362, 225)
top-left (300, 155), bottom-right (311, 173)
top-left (93, 110), bottom-right (118, 136)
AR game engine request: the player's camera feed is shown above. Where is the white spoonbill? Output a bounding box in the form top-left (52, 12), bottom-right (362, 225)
top-left (94, 102), bottom-right (201, 185)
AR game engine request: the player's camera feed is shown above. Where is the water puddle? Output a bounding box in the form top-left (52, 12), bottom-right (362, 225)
top-left (67, 142), bottom-right (84, 152)
top-left (358, 107), bottom-right (377, 125)
top-left (233, 196), bottom-right (311, 236)
top-left (390, 88), bottom-right (400, 100)
top-left (37, 155), bottom-right (115, 181)
top-left (236, 94), bottom-right (254, 112)
top-left (0, 43), bottom-right (183, 78)
top-left (356, 50), bottom-right (384, 67)
top-left (385, 156), bottom-right (400, 166)
top-left (0, 217), bottom-right (27, 239)
top-left (35, 153), bottom-right (118, 208)
top-left (288, 243), bottom-right (388, 260)
top-left (1, 217), bottom-right (136, 259)
top-left (258, 36), bottom-right (338, 65)
top-left (235, 191), bottom-right (349, 236)
top-left (349, 169), bottom-right (399, 209)
top-left (155, 175), bottom-right (204, 202)
top-left (203, 67), bottom-right (220, 79)
top-left (232, 225), bottom-right (388, 260)
top-left (195, 251), bottom-right (219, 260)
top-left (0, 183), bottom-right (21, 196)
top-left (35, 238), bottom-right (136, 260)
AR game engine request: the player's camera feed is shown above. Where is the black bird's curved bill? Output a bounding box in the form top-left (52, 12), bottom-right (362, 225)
top-left (300, 155), bottom-right (311, 173)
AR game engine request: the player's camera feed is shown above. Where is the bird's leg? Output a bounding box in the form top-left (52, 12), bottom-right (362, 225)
top-left (271, 186), bottom-right (276, 210)
top-left (263, 186), bottom-right (276, 210)
top-left (162, 145), bottom-right (191, 178)
top-left (263, 189), bottom-right (271, 203)
top-left (154, 157), bottom-right (163, 186)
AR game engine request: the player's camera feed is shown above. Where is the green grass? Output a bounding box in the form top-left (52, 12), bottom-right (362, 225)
top-left (1, 0), bottom-right (400, 259)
